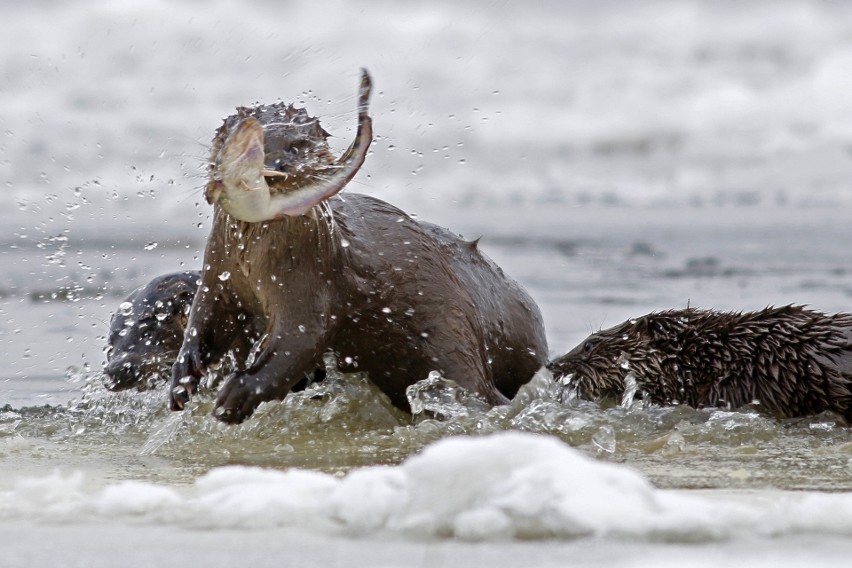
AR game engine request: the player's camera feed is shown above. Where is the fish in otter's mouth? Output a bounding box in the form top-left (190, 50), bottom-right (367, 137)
top-left (205, 69), bottom-right (373, 222)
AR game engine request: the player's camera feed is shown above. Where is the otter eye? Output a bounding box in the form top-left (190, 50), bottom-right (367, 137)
top-left (583, 340), bottom-right (596, 354)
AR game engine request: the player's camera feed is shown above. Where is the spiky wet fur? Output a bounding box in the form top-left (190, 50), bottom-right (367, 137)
top-left (547, 306), bottom-right (852, 421)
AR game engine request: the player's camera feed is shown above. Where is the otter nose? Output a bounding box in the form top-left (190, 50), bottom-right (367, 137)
top-left (103, 356), bottom-right (144, 391)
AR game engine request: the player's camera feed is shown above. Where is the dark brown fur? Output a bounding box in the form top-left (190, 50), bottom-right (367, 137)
top-left (547, 306), bottom-right (852, 421)
top-left (105, 271), bottom-right (326, 392)
top-left (104, 272), bottom-right (201, 390)
top-left (171, 102), bottom-right (548, 423)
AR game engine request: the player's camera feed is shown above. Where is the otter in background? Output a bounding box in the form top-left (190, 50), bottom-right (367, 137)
top-left (104, 271), bottom-right (203, 391)
top-left (104, 271), bottom-right (323, 392)
top-left (548, 305), bottom-right (852, 422)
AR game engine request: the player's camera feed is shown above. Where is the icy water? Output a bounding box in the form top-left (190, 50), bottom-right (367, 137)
top-left (3, 207), bottom-right (852, 494)
top-left (3, 0), bottom-right (852, 565)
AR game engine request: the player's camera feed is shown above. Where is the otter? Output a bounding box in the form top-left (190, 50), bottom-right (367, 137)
top-left (170, 70), bottom-right (548, 424)
top-left (104, 271), bottom-right (202, 391)
top-left (547, 306), bottom-right (852, 421)
top-left (105, 271), bottom-right (324, 392)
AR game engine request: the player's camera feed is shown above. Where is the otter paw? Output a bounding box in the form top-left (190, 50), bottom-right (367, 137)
top-left (169, 347), bottom-right (204, 411)
top-left (212, 373), bottom-right (267, 424)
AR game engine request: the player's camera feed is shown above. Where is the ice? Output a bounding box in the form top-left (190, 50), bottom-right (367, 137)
top-left (95, 481), bottom-right (181, 517)
top-left (5, 431), bottom-right (852, 543)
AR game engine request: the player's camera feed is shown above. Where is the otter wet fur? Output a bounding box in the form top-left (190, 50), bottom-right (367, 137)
top-left (170, 70), bottom-right (548, 424)
top-left (105, 271), bottom-right (202, 390)
top-left (105, 271), bottom-right (321, 392)
top-left (548, 306), bottom-right (852, 422)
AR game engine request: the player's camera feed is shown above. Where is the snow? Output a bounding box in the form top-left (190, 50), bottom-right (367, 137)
top-left (3, 431), bottom-right (852, 545)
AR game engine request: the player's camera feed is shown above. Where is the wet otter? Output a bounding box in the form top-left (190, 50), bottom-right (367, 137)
top-left (170, 70), bottom-right (548, 424)
top-left (105, 271), bottom-right (325, 392)
top-left (104, 271), bottom-right (201, 390)
top-left (547, 306), bottom-right (852, 421)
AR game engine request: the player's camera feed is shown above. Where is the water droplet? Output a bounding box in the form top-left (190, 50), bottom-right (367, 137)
top-left (381, 307), bottom-right (392, 314)
top-left (218, 271), bottom-right (231, 281)
top-left (144, 242), bottom-right (158, 251)
top-left (298, 324), bottom-right (307, 333)
top-left (118, 301), bottom-right (133, 316)
top-left (189, 327), bottom-right (198, 337)
top-left (341, 238), bottom-right (350, 248)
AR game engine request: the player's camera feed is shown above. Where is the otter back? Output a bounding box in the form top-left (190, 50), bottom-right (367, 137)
top-left (548, 306), bottom-right (852, 422)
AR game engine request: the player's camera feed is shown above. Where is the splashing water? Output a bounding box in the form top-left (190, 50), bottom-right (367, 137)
top-left (406, 371), bottom-right (491, 420)
top-left (0, 363), bottom-right (850, 490)
top-left (620, 373), bottom-right (638, 409)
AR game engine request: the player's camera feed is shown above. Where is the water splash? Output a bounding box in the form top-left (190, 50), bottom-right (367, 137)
top-left (621, 373), bottom-right (638, 409)
top-left (140, 411), bottom-right (190, 456)
top-left (592, 425), bottom-right (616, 453)
top-left (405, 371), bottom-right (491, 420)
top-left (2, 361), bottom-right (850, 489)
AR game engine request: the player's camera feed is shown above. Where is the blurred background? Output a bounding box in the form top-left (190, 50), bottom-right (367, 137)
top-left (2, 0), bottom-right (852, 386)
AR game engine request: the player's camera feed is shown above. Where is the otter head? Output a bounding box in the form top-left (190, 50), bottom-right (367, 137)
top-left (205, 69), bottom-right (373, 222)
top-left (550, 312), bottom-right (688, 403)
top-left (104, 272), bottom-right (198, 391)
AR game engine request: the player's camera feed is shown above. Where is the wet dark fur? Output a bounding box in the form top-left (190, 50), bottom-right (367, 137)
top-left (171, 102), bottom-right (548, 423)
top-left (547, 306), bottom-right (852, 421)
top-left (104, 272), bottom-right (202, 390)
top-left (105, 271), bottom-right (325, 391)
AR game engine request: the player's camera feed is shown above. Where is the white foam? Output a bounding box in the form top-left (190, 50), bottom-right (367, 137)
top-left (3, 431), bottom-right (852, 542)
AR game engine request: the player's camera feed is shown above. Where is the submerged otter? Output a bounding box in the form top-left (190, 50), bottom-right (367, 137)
top-left (105, 271), bottom-right (324, 391)
top-left (170, 70), bottom-right (548, 423)
top-left (547, 306), bottom-right (852, 421)
top-left (104, 271), bottom-right (201, 390)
